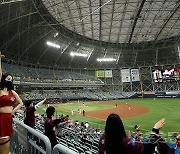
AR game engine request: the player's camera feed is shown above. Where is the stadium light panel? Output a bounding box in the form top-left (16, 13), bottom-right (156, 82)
top-left (46, 41), bottom-right (60, 48)
top-left (54, 32), bottom-right (59, 38)
top-left (70, 52), bottom-right (88, 57)
top-left (97, 58), bottom-right (117, 62)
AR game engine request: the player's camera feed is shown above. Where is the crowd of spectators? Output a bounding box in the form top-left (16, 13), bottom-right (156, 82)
top-left (12, 107), bottom-right (180, 154)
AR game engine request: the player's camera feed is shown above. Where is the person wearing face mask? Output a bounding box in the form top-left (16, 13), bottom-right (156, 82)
top-left (0, 52), bottom-right (23, 154)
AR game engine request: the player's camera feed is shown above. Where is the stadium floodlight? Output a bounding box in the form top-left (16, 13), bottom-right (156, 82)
top-left (54, 32), bottom-right (59, 38)
top-left (97, 58), bottom-right (117, 62)
top-left (46, 41), bottom-right (60, 48)
top-left (70, 52), bottom-right (88, 57)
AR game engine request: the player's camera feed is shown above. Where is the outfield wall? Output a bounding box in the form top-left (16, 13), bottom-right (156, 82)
top-left (143, 93), bottom-right (180, 98)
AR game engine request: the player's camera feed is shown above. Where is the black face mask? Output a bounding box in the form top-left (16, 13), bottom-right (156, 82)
top-left (3, 80), bottom-right (14, 90)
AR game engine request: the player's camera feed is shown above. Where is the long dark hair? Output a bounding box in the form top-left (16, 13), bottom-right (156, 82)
top-left (105, 113), bottom-right (126, 154)
top-left (0, 73), bottom-right (14, 90)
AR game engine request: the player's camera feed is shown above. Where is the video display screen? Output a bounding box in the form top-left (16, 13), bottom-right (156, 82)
top-left (152, 67), bottom-right (180, 82)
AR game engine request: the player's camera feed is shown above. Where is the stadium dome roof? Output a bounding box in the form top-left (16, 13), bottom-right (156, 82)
top-left (41, 0), bottom-right (180, 44)
top-left (0, 0), bottom-right (179, 68)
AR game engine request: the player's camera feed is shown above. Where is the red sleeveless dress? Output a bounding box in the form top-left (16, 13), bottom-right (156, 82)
top-left (0, 91), bottom-right (16, 137)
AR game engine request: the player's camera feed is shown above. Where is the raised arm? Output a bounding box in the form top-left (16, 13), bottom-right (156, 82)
top-left (143, 118), bottom-right (166, 153)
top-left (153, 118), bottom-right (165, 132)
top-left (35, 98), bottom-right (46, 109)
top-left (0, 52), bottom-right (5, 82)
top-left (11, 90), bottom-right (23, 113)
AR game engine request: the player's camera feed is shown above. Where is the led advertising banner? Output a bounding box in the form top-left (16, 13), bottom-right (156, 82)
top-left (152, 67), bottom-right (180, 82)
top-left (105, 70), bottom-right (112, 78)
top-left (121, 69), bottom-right (131, 82)
top-left (96, 70), bottom-right (105, 78)
top-left (131, 69), bottom-right (140, 82)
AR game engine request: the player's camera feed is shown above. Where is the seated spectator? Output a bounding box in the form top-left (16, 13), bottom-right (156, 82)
top-left (85, 122), bottom-right (89, 129)
top-left (81, 122), bottom-right (85, 127)
top-left (95, 129), bottom-right (102, 134)
top-left (61, 115), bottom-right (69, 121)
top-left (98, 113), bottom-right (174, 154)
top-left (75, 120), bottom-right (79, 126)
top-left (81, 134), bottom-right (89, 143)
top-left (44, 106), bottom-right (68, 148)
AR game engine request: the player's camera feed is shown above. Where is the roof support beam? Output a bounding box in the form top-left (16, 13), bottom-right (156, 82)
top-left (154, 2), bottom-right (180, 41)
top-left (88, 0), bottom-right (94, 39)
top-left (108, 0), bottom-right (115, 42)
top-left (64, 0), bottom-right (76, 33)
top-left (19, 29), bottom-right (53, 60)
top-left (76, 0), bottom-right (86, 36)
top-left (116, 2), bottom-right (127, 44)
top-left (0, 0), bottom-right (25, 5)
top-left (54, 42), bottom-right (72, 65)
top-left (99, 0), bottom-right (102, 41)
top-left (128, 0), bottom-right (146, 43)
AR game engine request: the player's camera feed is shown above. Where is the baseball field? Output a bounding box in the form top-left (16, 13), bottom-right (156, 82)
top-left (37, 98), bottom-right (180, 143)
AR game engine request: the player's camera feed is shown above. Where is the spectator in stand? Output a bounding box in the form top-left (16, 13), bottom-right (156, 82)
top-left (75, 120), bottom-right (79, 127)
top-left (81, 134), bottom-right (89, 143)
top-left (134, 124), bottom-right (142, 141)
top-left (24, 98), bottom-right (46, 128)
top-left (44, 106), bottom-right (68, 148)
top-left (84, 122), bottom-right (89, 129)
top-left (95, 129), bottom-right (102, 135)
top-left (175, 135), bottom-right (180, 154)
top-left (0, 52), bottom-right (23, 154)
top-left (175, 135), bottom-right (180, 149)
top-left (98, 113), bottom-right (174, 154)
top-left (81, 122), bottom-right (84, 127)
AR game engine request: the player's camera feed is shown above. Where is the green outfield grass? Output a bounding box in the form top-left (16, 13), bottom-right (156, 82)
top-left (37, 98), bottom-right (180, 143)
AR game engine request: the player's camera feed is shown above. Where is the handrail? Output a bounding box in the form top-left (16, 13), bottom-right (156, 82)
top-left (13, 118), bottom-right (52, 154)
top-left (52, 144), bottom-right (78, 154)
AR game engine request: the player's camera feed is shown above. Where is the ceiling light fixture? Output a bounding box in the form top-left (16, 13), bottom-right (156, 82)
top-left (70, 52), bottom-right (88, 57)
top-left (46, 41), bottom-right (60, 48)
top-left (54, 32), bottom-right (59, 38)
top-left (97, 58), bottom-right (117, 62)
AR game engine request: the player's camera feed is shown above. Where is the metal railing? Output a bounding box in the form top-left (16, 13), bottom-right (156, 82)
top-left (52, 144), bottom-right (78, 154)
top-left (11, 118), bottom-right (51, 154)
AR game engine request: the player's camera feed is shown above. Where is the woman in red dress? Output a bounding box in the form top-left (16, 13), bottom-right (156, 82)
top-left (0, 52), bottom-right (23, 154)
